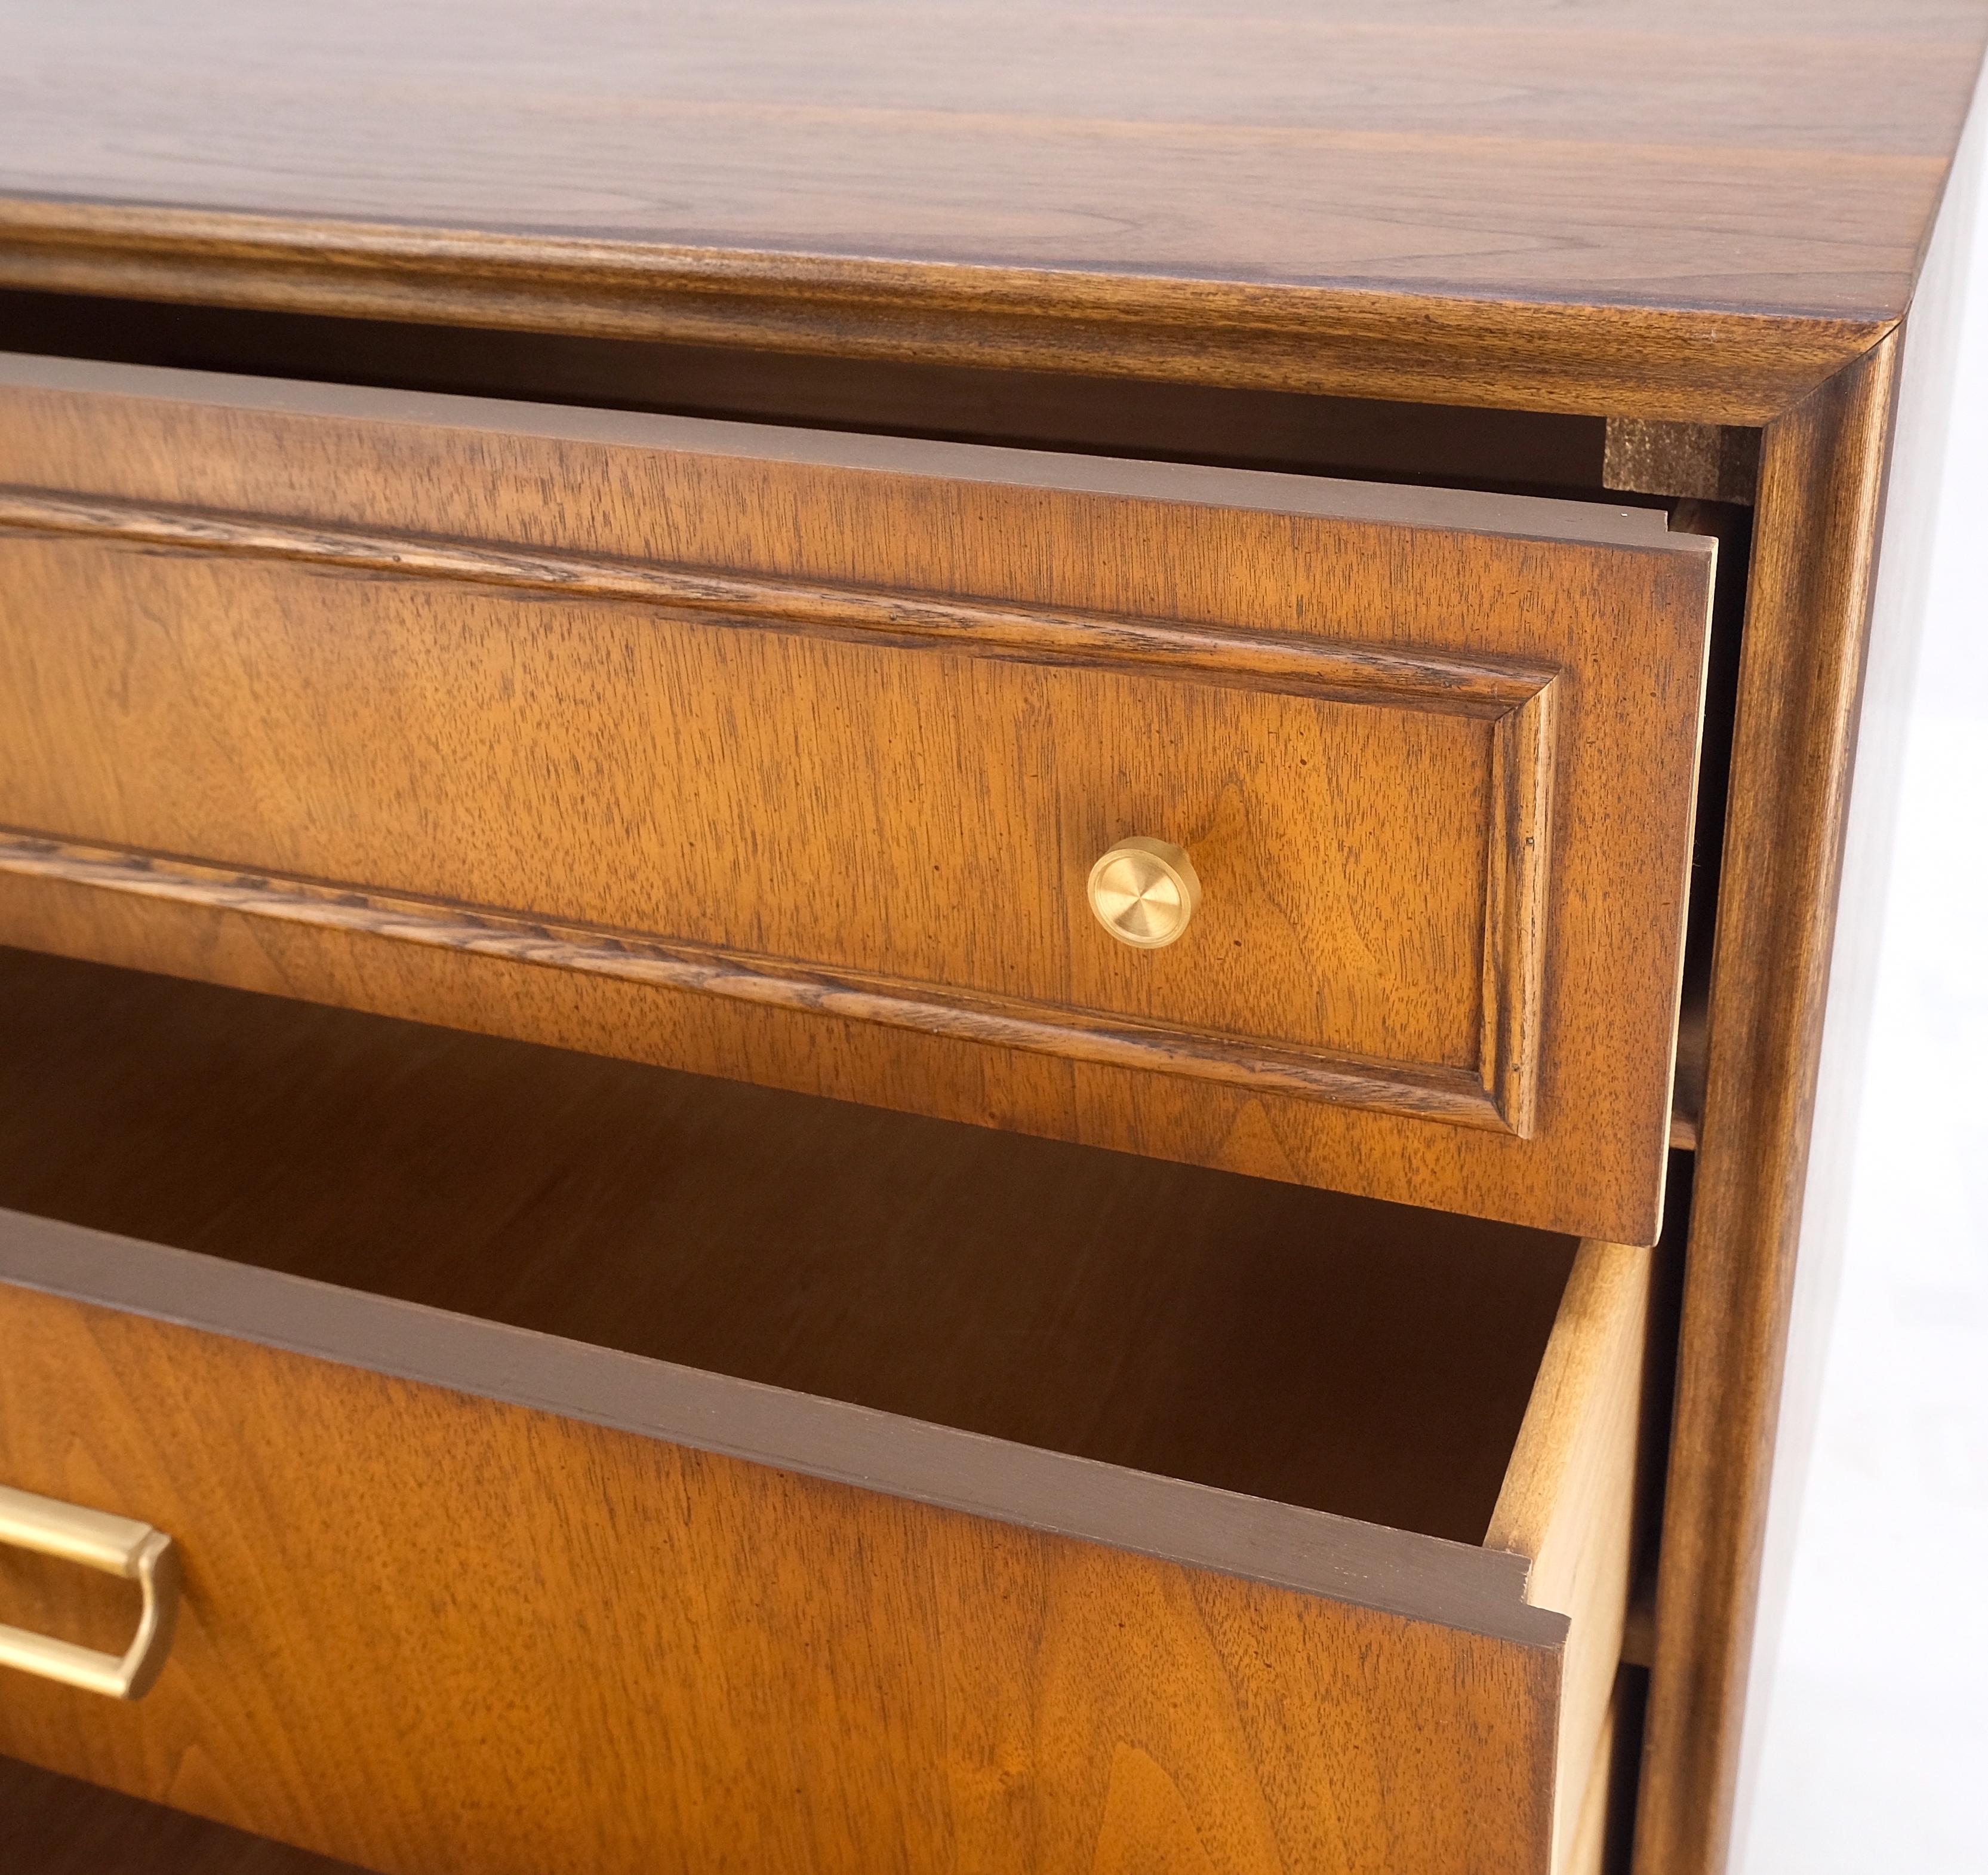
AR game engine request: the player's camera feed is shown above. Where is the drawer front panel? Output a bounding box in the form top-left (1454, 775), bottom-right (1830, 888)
top-left (0, 1270), bottom-right (1565, 1875)
top-left (0, 356), bottom-right (1714, 1238)
top-left (0, 536), bottom-right (1530, 1121)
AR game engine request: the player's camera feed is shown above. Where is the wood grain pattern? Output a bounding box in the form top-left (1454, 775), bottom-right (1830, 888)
top-left (0, 13), bottom-right (1968, 1870)
top-left (0, 973), bottom-right (1643, 1875)
top-left (1603, 422), bottom-right (1761, 506)
top-left (0, 478), bottom-right (1559, 1132)
top-left (1565, 1688), bottom-right (1620, 1875)
top-left (0, 834), bottom-right (1525, 1129)
top-left (0, 1277), bottom-right (1568, 1875)
top-left (1490, 1241), bottom-right (1652, 1874)
top-left (0, 1207), bottom-right (1559, 1643)
top-left (0, 483), bottom-right (1567, 710)
top-left (1635, 338), bottom-right (1901, 1874)
top-left (0, 941), bottom-right (1643, 1873)
top-left (0, 355), bottom-right (1714, 1240)
top-left (0, 290), bottom-right (1617, 496)
top-left (0, 205), bottom-right (1885, 428)
top-left (0, 942), bottom-right (1578, 1550)
top-left (1, 4), bottom-right (1983, 417)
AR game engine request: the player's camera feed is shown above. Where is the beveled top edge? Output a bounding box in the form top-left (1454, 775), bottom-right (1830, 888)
top-left (0, 348), bottom-right (1701, 554)
top-left (0, 200), bottom-right (1891, 425)
top-left (0, 1208), bottom-right (1565, 1648)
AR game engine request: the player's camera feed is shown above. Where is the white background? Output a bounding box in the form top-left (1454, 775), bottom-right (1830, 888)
top-left (1735, 84), bottom-right (1988, 1875)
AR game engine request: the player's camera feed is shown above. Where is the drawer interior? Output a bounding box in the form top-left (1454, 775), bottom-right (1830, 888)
top-left (0, 944), bottom-right (1577, 1547)
top-left (0, 287), bottom-right (1615, 501)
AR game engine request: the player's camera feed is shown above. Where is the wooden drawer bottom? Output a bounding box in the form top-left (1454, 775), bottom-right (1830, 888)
top-left (0, 946), bottom-right (1648, 1874)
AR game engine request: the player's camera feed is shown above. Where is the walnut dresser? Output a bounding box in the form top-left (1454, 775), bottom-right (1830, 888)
top-left (0, 7), bottom-right (1982, 1874)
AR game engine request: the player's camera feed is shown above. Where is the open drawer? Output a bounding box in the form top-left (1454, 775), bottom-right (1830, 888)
top-left (0, 947), bottom-right (1645, 1874)
top-left (0, 352), bottom-right (1712, 1241)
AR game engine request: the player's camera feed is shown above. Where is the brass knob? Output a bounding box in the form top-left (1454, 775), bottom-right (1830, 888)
top-left (1087, 837), bottom-right (1202, 949)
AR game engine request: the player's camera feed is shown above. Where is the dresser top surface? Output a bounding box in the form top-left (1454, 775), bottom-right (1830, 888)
top-left (1, 1), bottom-right (1984, 414)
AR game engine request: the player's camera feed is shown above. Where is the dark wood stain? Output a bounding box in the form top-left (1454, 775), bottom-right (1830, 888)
top-left (1636, 334), bottom-right (1903, 1875)
top-left (1, 4), bottom-right (1981, 414)
top-left (0, 289), bottom-right (1616, 499)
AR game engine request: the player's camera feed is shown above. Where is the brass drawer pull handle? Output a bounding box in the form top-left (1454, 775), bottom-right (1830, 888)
top-left (0, 1482), bottom-right (182, 1699)
top-left (1087, 837), bottom-right (1202, 949)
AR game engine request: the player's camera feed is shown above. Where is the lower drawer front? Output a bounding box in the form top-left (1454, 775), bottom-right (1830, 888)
top-left (0, 352), bottom-right (1714, 1242)
top-left (0, 1227), bottom-right (1639, 1875)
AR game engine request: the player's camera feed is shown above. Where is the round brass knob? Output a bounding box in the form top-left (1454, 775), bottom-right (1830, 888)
top-left (1087, 837), bottom-right (1202, 949)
